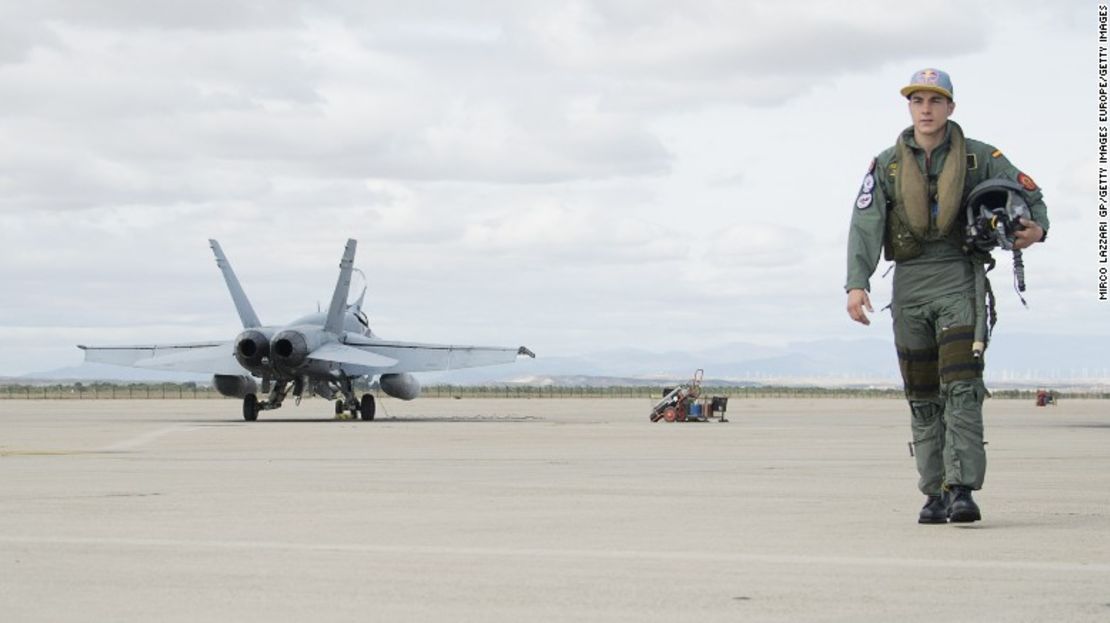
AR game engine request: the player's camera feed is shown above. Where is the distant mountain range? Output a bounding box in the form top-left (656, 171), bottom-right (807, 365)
top-left (8, 335), bottom-right (1106, 389)
top-left (8, 363), bottom-right (211, 384)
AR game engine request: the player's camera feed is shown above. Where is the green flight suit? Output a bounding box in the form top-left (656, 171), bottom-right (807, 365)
top-left (845, 121), bottom-right (1049, 495)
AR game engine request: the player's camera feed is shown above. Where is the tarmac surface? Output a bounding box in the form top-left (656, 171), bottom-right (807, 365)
top-left (1, 397), bottom-right (1108, 622)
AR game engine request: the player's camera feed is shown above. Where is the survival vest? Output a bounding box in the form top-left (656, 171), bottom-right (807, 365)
top-left (884, 122), bottom-right (971, 262)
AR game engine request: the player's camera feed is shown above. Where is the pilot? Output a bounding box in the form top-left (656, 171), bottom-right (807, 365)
top-left (843, 68), bottom-right (1049, 524)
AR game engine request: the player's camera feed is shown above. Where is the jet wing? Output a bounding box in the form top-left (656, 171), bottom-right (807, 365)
top-left (79, 342), bottom-right (247, 376)
top-left (306, 342), bottom-right (398, 368)
top-left (336, 336), bottom-right (533, 375)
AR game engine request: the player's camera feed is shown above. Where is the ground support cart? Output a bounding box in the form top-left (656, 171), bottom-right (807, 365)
top-left (649, 369), bottom-right (729, 423)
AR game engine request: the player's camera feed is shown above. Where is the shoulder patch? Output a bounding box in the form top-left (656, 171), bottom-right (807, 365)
top-left (1017, 172), bottom-right (1038, 191)
top-left (966, 153), bottom-right (978, 171)
top-left (860, 173), bottom-right (875, 194)
top-left (867, 157), bottom-right (876, 174)
top-left (991, 149), bottom-right (1002, 158)
top-left (856, 193), bottom-right (873, 210)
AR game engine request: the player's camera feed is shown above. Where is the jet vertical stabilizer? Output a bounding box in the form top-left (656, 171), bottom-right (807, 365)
top-left (209, 239), bottom-right (262, 329)
top-left (324, 239), bottom-right (357, 335)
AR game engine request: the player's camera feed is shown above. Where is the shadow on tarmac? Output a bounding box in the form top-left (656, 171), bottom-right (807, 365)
top-left (179, 416), bottom-right (543, 424)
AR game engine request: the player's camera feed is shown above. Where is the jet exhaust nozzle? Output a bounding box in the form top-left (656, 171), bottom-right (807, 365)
top-left (234, 329), bottom-right (272, 371)
top-left (271, 330), bottom-right (310, 368)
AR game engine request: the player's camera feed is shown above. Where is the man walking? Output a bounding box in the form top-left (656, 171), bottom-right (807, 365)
top-left (845, 68), bottom-right (1049, 523)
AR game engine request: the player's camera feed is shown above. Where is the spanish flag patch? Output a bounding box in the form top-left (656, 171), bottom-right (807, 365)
top-left (1017, 172), bottom-right (1038, 191)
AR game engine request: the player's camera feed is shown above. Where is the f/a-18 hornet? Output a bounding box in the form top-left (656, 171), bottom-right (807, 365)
top-left (80, 239), bottom-right (535, 421)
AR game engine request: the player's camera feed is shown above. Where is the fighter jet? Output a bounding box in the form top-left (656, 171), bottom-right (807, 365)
top-left (79, 239), bottom-right (535, 421)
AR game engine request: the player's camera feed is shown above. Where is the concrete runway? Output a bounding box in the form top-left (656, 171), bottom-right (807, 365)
top-left (1, 397), bottom-right (1108, 622)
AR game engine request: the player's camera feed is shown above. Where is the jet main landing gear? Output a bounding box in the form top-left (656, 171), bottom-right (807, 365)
top-left (242, 378), bottom-right (378, 422)
top-left (335, 394), bottom-right (375, 420)
top-left (360, 393), bottom-right (375, 420)
top-left (243, 394), bottom-right (259, 421)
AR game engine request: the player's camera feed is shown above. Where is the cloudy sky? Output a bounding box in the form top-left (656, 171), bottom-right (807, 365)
top-left (0, 1), bottom-right (1096, 376)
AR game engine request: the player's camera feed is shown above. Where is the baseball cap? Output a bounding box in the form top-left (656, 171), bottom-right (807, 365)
top-left (900, 68), bottom-right (953, 100)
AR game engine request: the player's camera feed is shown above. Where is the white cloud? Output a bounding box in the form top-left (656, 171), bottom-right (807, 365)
top-left (0, 0), bottom-right (1096, 375)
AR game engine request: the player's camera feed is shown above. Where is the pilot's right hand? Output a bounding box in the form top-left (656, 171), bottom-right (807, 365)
top-left (846, 289), bottom-right (873, 326)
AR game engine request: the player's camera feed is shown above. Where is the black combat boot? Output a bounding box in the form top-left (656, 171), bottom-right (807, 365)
top-left (918, 495), bottom-right (947, 524)
top-left (946, 486), bottom-right (982, 523)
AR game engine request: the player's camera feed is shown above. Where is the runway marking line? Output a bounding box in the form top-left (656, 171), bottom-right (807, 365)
top-left (1, 425), bottom-right (200, 456)
top-left (98, 425), bottom-right (200, 452)
top-left (0, 450), bottom-right (96, 457)
top-left (1, 535), bottom-right (1108, 574)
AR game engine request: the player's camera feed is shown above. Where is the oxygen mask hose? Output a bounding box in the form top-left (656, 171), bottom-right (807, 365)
top-left (1012, 250), bottom-right (1028, 307)
top-left (972, 262), bottom-right (987, 359)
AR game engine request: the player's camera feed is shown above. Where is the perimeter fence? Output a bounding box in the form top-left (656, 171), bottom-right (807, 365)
top-left (1, 383), bottom-right (1107, 400)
